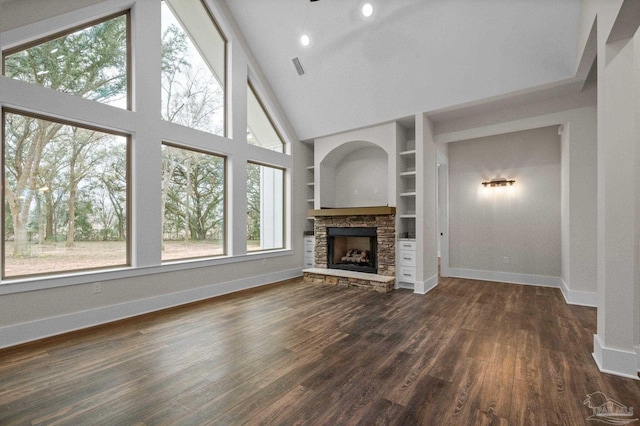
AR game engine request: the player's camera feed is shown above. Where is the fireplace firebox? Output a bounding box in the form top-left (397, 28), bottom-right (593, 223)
top-left (327, 227), bottom-right (377, 274)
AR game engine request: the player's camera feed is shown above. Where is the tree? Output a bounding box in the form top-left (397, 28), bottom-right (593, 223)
top-left (100, 145), bottom-right (127, 242)
top-left (246, 163), bottom-right (261, 242)
top-left (4, 115), bottom-right (63, 255)
top-left (3, 15), bottom-right (127, 256)
top-left (64, 129), bottom-right (108, 247)
top-left (162, 147), bottom-right (224, 245)
top-left (161, 23), bottom-right (224, 135)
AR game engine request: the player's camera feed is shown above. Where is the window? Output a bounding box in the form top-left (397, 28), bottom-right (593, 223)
top-left (161, 0), bottom-right (226, 136)
top-left (247, 82), bottom-right (284, 153)
top-left (2, 110), bottom-right (129, 278)
top-left (161, 144), bottom-right (225, 261)
top-left (0, 2), bottom-right (291, 288)
top-left (2, 13), bottom-right (129, 109)
top-left (247, 162), bottom-right (284, 251)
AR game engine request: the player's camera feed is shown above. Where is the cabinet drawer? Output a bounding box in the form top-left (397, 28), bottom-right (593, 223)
top-left (398, 266), bottom-right (416, 283)
top-left (303, 260), bottom-right (314, 268)
top-left (303, 236), bottom-right (315, 247)
top-left (304, 247), bottom-right (314, 257)
top-left (399, 250), bottom-right (416, 267)
top-left (398, 240), bottom-right (416, 251)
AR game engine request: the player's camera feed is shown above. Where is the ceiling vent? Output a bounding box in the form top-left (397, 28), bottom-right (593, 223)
top-left (292, 57), bottom-right (306, 76)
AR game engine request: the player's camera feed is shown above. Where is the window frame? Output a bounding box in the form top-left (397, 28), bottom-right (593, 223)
top-left (160, 141), bottom-right (228, 262)
top-left (1, 107), bottom-right (132, 280)
top-left (1, 10), bottom-right (132, 111)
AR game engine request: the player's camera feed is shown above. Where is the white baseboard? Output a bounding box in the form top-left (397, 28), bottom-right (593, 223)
top-left (559, 278), bottom-right (597, 307)
top-left (448, 267), bottom-right (562, 288)
top-left (414, 274), bottom-right (438, 295)
top-left (0, 268), bottom-right (302, 350)
top-left (397, 282), bottom-right (414, 290)
top-left (592, 334), bottom-right (639, 380)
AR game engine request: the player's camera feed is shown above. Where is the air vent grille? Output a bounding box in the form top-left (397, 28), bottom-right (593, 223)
top-left (292, 57), bottom-right (306, 76)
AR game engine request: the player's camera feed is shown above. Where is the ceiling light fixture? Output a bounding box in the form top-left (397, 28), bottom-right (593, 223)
top-left (300, 34), bottom-right (310, 46)
top-left (362, 3), bottom-right (373, 17)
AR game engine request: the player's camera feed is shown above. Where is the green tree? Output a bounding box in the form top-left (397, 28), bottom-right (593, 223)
top-left (163, 148), bottom-right (224, 243)
top-left (3, 15), bottom-right (127, 256)
top-left (100, 145), bottom-right (127, 242)
top-left (161, 23), bottom-right (224, 135)
top-left (246, 163), bottom-right (261, 241)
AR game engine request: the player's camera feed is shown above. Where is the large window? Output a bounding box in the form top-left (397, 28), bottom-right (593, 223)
top-left (2, 110), bottom-right (129, 278)
top-left (161, 0), bottom-right (226, 136)
top-left (247, 82), bottom-right (284, 153)
top-left (161, 144), bottom-right (225, 261)
top-left (0, 2), bottom-right (290, 286)
top-left (2, 13), bottom-right (129, 109)
top-left (247, 162), bottom-right (284, 251)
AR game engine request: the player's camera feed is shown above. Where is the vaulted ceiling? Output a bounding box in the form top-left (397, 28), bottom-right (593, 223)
top-left (223, 0), bottom-right (582, 140)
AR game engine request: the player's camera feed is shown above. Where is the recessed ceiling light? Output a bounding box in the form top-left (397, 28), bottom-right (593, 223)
top-left (362, 3), bottom-right (373, 17)
top-left (301, 34), bottom-right (310, 46)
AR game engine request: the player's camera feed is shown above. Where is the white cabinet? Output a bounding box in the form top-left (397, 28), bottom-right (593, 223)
top-left (303, 235), bottom-right (315, 268)
top-left (397, 239), bottom-right (416, 289)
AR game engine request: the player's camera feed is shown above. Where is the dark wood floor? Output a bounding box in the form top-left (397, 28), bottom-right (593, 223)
top-left (1, 276), bottom-right (639, 425)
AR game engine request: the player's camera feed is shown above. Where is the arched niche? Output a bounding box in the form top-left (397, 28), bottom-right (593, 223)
top-left (319, 141), bottom-right (389, 208)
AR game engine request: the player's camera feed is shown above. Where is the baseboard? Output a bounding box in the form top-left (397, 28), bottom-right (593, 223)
top-left (448, 268), bottom-right (561, 288)
top-left (0, 268), bottom-right (302, 350)
top-left (397, 282), bottom-right (414, 290)
top-left (559, 278), bottom-right (597, 307)
top-left (592, 334), bottom-right (639, 380)
top-left (414, 274), bottom-right (438, 295)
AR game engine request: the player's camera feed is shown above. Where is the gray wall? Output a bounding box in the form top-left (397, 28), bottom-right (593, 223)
top-left (448, 126), bottom-right (561, 278)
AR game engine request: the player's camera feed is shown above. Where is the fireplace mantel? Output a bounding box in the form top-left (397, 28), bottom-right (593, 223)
top-left (307, 206), bottom-right (396, 217)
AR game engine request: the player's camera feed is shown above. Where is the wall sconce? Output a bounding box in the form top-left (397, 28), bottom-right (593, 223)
top-left (482, 178), bottom-right (515, 187)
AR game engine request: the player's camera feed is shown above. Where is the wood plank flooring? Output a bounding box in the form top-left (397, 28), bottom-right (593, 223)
top-left (1, 276), bottom-right (639, 425)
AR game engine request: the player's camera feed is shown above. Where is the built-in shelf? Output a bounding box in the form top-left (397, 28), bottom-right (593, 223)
top-left (306, 157), bottom-right (315, 227)
top-left (397, 125), bottom-right (416, 265)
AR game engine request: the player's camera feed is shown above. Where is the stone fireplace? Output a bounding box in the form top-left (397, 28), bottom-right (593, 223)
top-left (303, 207), bottom-right (396, 292)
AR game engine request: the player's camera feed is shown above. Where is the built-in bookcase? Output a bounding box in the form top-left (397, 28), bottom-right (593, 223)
top-left (397, 121), bottom-right (416, 239)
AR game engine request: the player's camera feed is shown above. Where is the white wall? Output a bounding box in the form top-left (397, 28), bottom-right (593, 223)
top-left (592, 1), bottom-right (640, 378)
top-left (314, 122), bottom-right (398, 209)
top-left (561, 108), bottom-right (598, 302)
top-left (334, 147), bottom-right (388, 208)
top-left (448, 126), bottom-right (561, 281)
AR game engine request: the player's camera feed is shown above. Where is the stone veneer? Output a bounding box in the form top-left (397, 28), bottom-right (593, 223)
top-left (304, 269), bottom-right (395, 293)
top-left (313, 214), bottom-right (396, 276)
